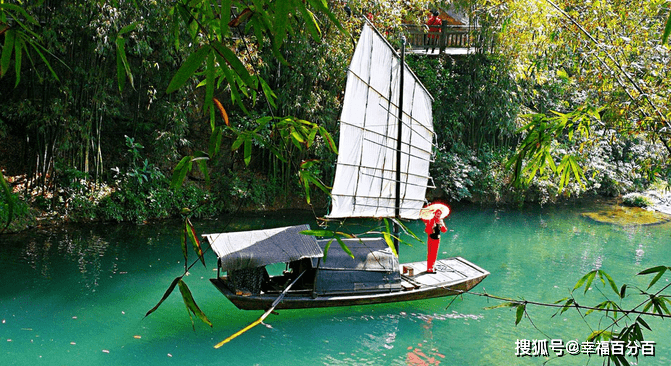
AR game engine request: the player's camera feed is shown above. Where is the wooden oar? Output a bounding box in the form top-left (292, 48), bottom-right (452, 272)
top-left (214, 271), bottom-right (305, 348)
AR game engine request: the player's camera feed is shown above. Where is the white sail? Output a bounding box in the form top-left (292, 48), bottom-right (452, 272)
top-left (328, 24), bottom-right (435, 220)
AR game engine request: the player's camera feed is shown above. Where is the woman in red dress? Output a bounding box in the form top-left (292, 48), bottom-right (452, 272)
top-left (422, 204), bottom-right (448, 273)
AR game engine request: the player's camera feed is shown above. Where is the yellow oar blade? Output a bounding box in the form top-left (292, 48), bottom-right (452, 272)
top-left (213, 271), bottom-right (306, 348)
top-left (214, 318), bottom-right (264, 348)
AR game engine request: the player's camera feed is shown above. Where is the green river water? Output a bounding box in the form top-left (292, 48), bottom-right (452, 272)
top-left (1, 203), bottom-right (670, 365)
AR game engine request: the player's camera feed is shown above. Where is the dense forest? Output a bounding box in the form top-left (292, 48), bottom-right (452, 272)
top-left (1, 0), bottom-right (670, 233)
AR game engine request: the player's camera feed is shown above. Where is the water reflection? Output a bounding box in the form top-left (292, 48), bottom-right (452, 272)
top-left (10, 226), bottom-right (122, 296)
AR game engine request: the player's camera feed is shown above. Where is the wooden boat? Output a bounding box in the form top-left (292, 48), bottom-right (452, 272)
top-left (204, 23), bottom-right (488, 310)
top-left (206, 225), bottom-right (488, 310)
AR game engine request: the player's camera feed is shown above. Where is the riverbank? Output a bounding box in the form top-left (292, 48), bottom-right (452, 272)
top-left (4, 184), bottom-right (671, 235)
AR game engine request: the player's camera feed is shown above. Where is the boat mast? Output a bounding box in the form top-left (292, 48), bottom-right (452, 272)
top-left (393, 35), bottom-right (406, 255)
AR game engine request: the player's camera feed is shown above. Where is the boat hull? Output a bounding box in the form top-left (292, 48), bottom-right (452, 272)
top-left (210, 257), bottom-right (489, 310)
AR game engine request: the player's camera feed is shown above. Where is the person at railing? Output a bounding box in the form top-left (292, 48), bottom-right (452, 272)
top-left (426, 9), bottom-right (442, 52)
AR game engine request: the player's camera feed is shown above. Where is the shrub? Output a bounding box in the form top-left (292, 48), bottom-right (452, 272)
top-left (622, 193), bottom-right (653, 208)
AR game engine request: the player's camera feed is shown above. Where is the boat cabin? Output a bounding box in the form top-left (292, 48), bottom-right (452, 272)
top-left (206, 225), bottom-right (402, 300)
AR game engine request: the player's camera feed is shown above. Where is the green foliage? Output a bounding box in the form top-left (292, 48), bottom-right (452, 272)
top-left (622, 193), bottom-right (653, 208)
top-left (406, 54), bottom-right (520, 152)
top-left (493, 0), bottom-right (671, 191)
top-left (0, 189), bottom-right (33, 233)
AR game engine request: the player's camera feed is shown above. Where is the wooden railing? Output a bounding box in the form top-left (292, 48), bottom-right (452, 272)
top-left (404, 23), bottom-right (479, 53)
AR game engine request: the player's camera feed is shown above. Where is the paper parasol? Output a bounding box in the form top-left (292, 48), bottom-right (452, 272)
top-left (419, 203), bottom-right (450, 220)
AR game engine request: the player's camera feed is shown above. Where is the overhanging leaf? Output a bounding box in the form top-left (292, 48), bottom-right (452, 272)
top-left (145, 276), bottom-right (183, 318)
top-left (178, 279), bottom-right (213, 328)
top-left (186, 218), bottom-right (206, 267)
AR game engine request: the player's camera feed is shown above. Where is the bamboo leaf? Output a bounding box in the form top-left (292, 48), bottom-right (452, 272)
top-left (638, 266), bottom-right (668, 289)
top-left (231, 133), bottom-right (246, 151)
top-left (637, 316), bottom-right (652, 331)
top-left (28, 40), bottom-right (59, 82)
top-left (193, 151), bottom-right (210, 187)
top-left (484, 301), bottom-right (520, 310)
top-left (383, 218), bottom-right (398, 257)
top-left (167, 45), bottom-right (210, 93)
top-left (178, 279), bottom-right (213, 327)
top-left (145, 276), bottom-right (183, 318)
top-left (13, 35), bottom-right (23, 87)
top-left (219, 0), bottom-right (231, 37)
top-left (209, 126), bottom-right (223, 158)
top-left (299, 169), bottom-right (312, 204)
top-left (582, 270), bottom-right (596, 294)
top-left (211, 40), bottom-right (254, 87)
top-left (663, 11), bottom-right (671, 44)
top-left (171, 156), bottom-right (193, 189)
top-left (598, 270), bottom-right (620, 296)
top-left (296, 5), bottom-right (321, 42)
top-left (322, 239), bottom-right (332, 262)
top-left (215, 55), bottom-right (248, 113)
top-left (181, 220), bottom-right (189, 269)
top-left (186, 218), bottom-right (206, 268)
top-left (213, 98), bottom-right (230, 126)
top-left (515, 303), bottom-right (526, 325)
top-left (336, 237), bottom-right (354, 259)
top-left (300, 229), bottom-right (334, 237)
top-left (205, 51), bottom-right (215, 129)
top-left (638, 265), bottom-right (668, 275)
top-left (243, 137), bottom-right (252, 166)
top-left (1, 29), bottom-right (15, 78)
top-left (0, 4), bottom-right (39, 25)
top-left (573, 270), bottom-right (597, 293)
top-left (305, 0), bottom-right (348, 38)
top-left (273, 0), bottom-right (291, 50)
top-left (258, 76), bottom-right (276, 108)
top-left (319, 127), bottom-right (338, 154)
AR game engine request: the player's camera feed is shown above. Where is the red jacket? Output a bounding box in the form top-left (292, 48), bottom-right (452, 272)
top-left (427, 15), bottom-right (442, 38)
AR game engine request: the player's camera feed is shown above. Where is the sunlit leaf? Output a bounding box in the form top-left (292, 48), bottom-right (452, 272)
top-left (382, 218), bottom-right (398, 257)
top-left (335, 236), bottom-right (354, 259)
